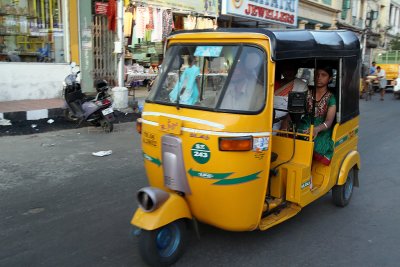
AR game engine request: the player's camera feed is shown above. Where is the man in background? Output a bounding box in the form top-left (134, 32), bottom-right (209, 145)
top-left (376, 66), bottom-right (387, 101)
top-left (369, 61), bottom-right (377, 75)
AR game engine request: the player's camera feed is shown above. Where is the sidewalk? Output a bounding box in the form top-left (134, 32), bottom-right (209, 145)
top-left (0, 87), bottom-right (149, 122)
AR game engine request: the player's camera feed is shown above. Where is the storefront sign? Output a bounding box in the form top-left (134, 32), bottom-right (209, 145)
top-left (143, 0), bottom-right (218, 17)
top-left (95, 2), bottom-right (109, 15)
top-left (221, 0), bottom-right (298, 27)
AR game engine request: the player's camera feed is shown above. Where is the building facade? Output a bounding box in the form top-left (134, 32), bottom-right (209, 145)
top-left (298, 0), bottom-right (342, 29)
top-left (2, 0), bottom-right (397, 102)
top-left (0, 0), bottom-right (80, 102)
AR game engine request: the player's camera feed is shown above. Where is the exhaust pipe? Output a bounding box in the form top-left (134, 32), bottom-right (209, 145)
top-left (137, 187), bottom-right (170, 212)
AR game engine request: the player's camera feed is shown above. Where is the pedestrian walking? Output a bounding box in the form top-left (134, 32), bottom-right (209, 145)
top-left (376, 66), bottom-right (387, 101)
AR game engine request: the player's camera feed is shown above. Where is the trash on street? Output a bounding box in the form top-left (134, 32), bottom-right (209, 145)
top-left (0, 119), bottom-right (12, 126)
top-left (92, 150), bottom-right (113, 157)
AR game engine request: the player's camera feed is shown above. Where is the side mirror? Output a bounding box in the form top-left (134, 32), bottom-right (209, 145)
top-left (287, 91), bottom-right (307, 129)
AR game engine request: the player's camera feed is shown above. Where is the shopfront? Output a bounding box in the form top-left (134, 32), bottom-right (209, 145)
top-left (123, 0), bottom-right (218, 91)
top-left (0, 0), bottom-right (72, 101)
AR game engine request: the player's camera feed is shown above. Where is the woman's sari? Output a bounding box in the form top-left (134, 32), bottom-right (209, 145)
top-left (297, 90), bottom-right (336, 165)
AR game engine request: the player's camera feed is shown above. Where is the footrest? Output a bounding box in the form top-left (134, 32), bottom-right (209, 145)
top-left (259, 203), bottom-right (301, 231)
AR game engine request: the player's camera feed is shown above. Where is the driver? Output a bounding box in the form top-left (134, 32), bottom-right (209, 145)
top-left (220, 51), bottom-right (264, 111)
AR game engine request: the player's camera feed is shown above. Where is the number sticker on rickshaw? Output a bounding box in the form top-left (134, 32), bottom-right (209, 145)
top-left (191, 143), bottom-right (210, 164)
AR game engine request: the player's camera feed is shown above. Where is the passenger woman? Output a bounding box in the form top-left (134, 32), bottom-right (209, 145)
top-left (298, 65), bottom-right (336, 165)
top-left (281, 65), bottom-right (336, 165)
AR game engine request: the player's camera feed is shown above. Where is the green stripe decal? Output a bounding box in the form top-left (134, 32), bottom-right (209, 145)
top-left (335, 128), bottom-right (359, 148)
top-left (143, 152), bottom-right (161, 166)
top-left (188, 169), bottom-right (233, 179)
top-left (335, 136), bottom-right (349, 147)
top-left (213, 171), bottom-right (262, 185)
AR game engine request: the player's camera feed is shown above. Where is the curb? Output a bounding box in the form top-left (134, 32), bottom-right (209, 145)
top-left (1, 106), bottom-right (140, 123)
top-left (1, 107), bottom-right (64, 122)
top-left (0, 109), bottom-right (141, 136)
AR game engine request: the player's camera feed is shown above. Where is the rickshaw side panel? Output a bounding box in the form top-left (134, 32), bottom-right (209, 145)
top-left (336, 150), bottom-right (360, 186)
top-left (270, 136), bottom-right (313, 203)
top-left (331, 117), bottom-right (360, 186)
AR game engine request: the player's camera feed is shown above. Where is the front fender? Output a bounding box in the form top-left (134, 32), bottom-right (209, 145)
top-left (337, 150), bottom-right (360, 186)
top-left (131, 193), bottom-right (192, 231)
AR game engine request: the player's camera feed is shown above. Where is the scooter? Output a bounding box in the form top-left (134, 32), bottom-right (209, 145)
top-left (63, 64), bottom-right (115, 132)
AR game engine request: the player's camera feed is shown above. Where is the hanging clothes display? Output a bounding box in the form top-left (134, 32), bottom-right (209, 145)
top-left (184, 15), bottom-right (196, 30)
top-left (144, 7), bottom-right (154, 42)
top-left (174, 15), bottom-right (184, 30)
top-left (146, 7), bottom-right (154, 30)
top-left (135, 6), bottom-right (150, 39)
top-left (124, 8), bottom-right (134, 37)
top-left (151, 8), bottom-right (164, 42)
top-left (107, 0), bottom-right (117, 32)
top-left (162, 9), bottom-right (173, 40)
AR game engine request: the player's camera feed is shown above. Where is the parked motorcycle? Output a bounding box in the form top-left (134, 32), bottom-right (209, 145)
top-left (63, 64), bottom-right (115, 132)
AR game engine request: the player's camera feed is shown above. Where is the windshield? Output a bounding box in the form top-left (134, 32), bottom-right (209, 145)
top-left (148, 45), bottom-right (266, 113)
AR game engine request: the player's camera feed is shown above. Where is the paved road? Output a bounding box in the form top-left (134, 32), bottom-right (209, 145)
top-left (1, 95), bottom-right (400, 267)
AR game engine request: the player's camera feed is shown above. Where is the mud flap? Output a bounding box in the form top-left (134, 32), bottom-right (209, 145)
top-left (337, 150), bottom-right (360, 186)
top-left (131, 193), bottom-right (192, 231)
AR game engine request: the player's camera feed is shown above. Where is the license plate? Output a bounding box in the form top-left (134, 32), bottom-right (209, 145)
top-left (159, 116), bottom-right (182, 135)
top-left (102, 107), bottom-right (113, 115)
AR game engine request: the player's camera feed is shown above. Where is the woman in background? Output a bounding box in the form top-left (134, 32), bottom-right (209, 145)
top-left (169, 55), bottom-right (200, 105)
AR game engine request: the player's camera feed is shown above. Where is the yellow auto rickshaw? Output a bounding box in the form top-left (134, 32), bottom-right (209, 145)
top-left (131, 28), bottom-right (361, 266)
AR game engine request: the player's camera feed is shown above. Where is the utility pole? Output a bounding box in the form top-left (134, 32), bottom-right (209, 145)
top-left (112, 0), bottom-right (128, 109)
top-left (117, 0), bottom-right (124, 87)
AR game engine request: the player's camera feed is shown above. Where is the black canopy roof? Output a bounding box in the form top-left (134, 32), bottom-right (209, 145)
top-left (170, 28), bottom-right (361, 61)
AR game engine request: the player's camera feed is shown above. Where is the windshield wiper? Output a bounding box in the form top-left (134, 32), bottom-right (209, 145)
top-left (175, 69), bottom-right (182, 110)
top-left (199, 57), bottom-right (207, 101)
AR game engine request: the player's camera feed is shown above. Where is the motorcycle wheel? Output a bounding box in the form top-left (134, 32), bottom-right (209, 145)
top-left (63, 109), bottom-right (79, 122)
top-left (138, 219), bottom-right (188, 267)
top-left (100, 119), bottom-right (113, 133)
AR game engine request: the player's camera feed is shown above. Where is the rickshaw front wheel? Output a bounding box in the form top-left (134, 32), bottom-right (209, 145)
top-left (332, 168), bottom-right (355, 207)
top-left (138, 219), bottom-right (188, 267)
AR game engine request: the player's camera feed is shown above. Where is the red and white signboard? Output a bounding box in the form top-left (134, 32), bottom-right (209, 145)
top-left (95, 2), bottom-right (109, 15)
top-left (221, 0), bottom-right (299, 27)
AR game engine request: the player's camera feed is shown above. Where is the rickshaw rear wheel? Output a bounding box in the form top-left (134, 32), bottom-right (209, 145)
top-left (332, 168), bottom-right (355, 207)
top-left (138, 219), bottom-right (188, 267)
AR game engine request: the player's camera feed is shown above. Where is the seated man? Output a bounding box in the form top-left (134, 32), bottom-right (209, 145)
top-left (273, 62), bottom-right (308, 131)
top-left (220, 50), bottom-right (264, 111)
